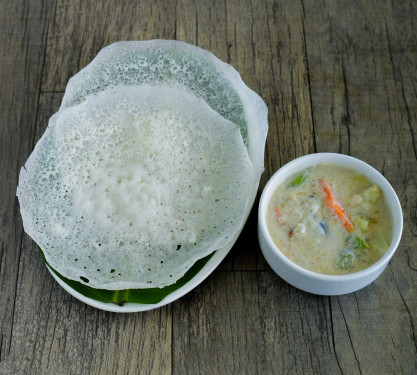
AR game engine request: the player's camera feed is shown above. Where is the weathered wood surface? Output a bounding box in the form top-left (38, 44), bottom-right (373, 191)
top-left (1, 0), bottom-right (416, 374)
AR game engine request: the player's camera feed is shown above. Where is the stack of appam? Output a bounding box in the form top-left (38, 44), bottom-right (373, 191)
top-left (17, 41), bottom-right (268, 294)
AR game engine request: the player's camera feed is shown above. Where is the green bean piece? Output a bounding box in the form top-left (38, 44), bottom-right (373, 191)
top-left (339, 249), bottom-right (354, 269)
top-left (347, 235), bottom-right (369, 249)
top-left (287, 169), bottom-right (310, 188)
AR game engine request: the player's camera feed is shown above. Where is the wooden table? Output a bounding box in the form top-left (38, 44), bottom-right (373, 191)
top-left (1, 1), bottom-right (416, 374)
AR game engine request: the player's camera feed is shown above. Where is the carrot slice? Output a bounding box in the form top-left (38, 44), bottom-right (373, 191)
top-left (320, 179), bottom-right (354, 232)
top-left (274, 207), bottom-right (282, 217)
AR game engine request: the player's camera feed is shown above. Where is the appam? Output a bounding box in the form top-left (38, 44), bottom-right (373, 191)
top-left (60, 40), bottom-right (267, 174)
top-left (17, 41), bottom-right (268, 309)
top-left (18, 85), bottom-right (256, 289)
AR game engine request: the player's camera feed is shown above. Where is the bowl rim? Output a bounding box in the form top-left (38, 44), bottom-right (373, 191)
top-left (258, 152), bottom-right (403, 281)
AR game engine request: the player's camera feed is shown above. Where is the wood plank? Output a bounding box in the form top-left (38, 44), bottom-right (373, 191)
top-left (331, 271), bottom-right (417, 374)
top-left (41, 0), bottom-right (176, 92)
top-left (174, 270), bottom-right (417, 374)
top-left (0, 0), bottom-right (57, 362)
top-left (221, 0), bottom-right (315, 271)
top-left (0, 92), bottom-right (172, 375)
top-left (259, 0), bottom-right (315, 169)
top-left (176, 0), bottom-right (228, 62)
top-left (173, 271), bottom-right (341, 375)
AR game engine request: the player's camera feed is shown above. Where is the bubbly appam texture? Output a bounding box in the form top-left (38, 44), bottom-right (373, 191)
top-left (60, 40), bottom-right (268, 175)
top-left (17, 85), bottom-right (256, 289)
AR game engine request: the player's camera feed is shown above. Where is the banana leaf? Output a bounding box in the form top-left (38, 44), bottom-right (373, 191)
top-left (40, 248), bottom-right (214, 306)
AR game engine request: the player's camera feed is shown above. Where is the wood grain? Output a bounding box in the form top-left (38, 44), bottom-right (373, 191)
top-left (1, 0), bottom-right (416, 374)
top-left (173, 271), bottom-right (341, 375)
top-left (302, 3), bottom-right (417, 373)
top-left (332, 273), bottom-right (417, 374)
top-left (0, 0), bottom-right (57, 362)
top-left (221, 0), bottom-right (316, 271)
top-left (41, 0), bottom-right (176, 92)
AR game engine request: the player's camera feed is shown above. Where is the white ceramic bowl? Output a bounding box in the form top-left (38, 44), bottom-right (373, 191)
top-left (258, 153), bottom-right (403, 295)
